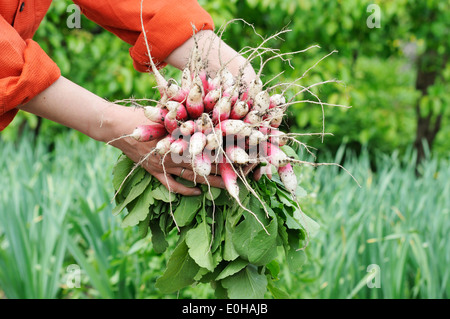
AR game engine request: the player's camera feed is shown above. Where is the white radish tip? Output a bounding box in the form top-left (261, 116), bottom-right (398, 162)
top-left (193, 154), bottom-right (212, 177)
top-left (226, 146), bottom-right (249, 165)
top-left (253, 91), bottom-right (270, 113)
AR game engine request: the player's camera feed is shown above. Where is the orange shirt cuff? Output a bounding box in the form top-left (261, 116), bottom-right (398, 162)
top-left (129, 0), bottom-right (214, 72)
top-left (0, 39), bottom-right (61, 130)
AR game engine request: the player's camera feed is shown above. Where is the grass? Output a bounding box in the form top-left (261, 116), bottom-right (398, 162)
top-left (289, 146), bottom-right (450, 299)
top-left (0, 131), bottom-right (448, 299)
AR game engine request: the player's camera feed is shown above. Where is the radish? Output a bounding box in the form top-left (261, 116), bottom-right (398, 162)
top-left (248, 129), bottom-right (267, 146)
top-left (130, 124), bottom-right (167, 142)
top-left (243, 110), bottom-right (261, 125)
top-left (269, 93), bottom-right (286, 109)
top-left (181, 67), bottom-right (192, 92)
top-left (230, 100), bottom-right (249, 120)
top-left (166, 79), bottom-right (188, 103)
top-left (246, 77), bottom-right (263, 101)
top-left (193, 152), bottom-right (212, 177)
top-left (205, 128), bottom-right (223, 151)
top-left (207, 76), bottom-right (220, 92)
top-left (186, 82), bottom-right (205, 119)
top-left (252, 90), bottom-right (270, 113)
top-left (218, 160), bottom-right (243, 200)
top-left (219, 68), bottom-right (235, 90)
top-left (261, 141), bottom-right (289, 167)
top-left (266, 107), bottom-right (284, 128)
top-left (278, 163), bottom-right (297, 195)
top-left (166, 101), bottom-right (188, 121)
top-left (203, 89), bottom-right (221, 113)
top-left (212, 96), bottom-right (232, 123)
top-left (195, 113), bottom-right (213, 133)
top-left (225, 145), bottom-right (250, 165)
top-left (258, 125), bottom-right (271, 136)
top-left (155, 135), bottom-right (174, 155)
top-left (189, 131), bottom-right (207, 157)
top-left (218, 160), bottom-right (269, 235)
top-left (198, 70), bottom-right (210, 95)
top-left (164, 111), bottom-right (179, 134)
top-left (247, 130), bottom-right (267, 161)
top-left (111, 19), bottom-right (356, 292)
top-left (209, 68), bottom-right (234, 91)
top-left (217, 119), bottom-right (252, 138)
top-left (269, 129), bottom-right (288, 147)
top-left (143, 106), bottom-right (168, 125)
top-left (223, 86), bottom-right (239, 106)
top-left (179, 120), bottom-right (196, 136)
top-left (170, 138), bottom-right (189, 156)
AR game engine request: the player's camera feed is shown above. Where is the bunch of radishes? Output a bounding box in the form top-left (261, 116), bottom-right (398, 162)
top-left (119, 41), bottom-right (309, 230)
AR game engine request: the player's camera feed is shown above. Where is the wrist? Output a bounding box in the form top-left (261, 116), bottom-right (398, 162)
top-left (96, 103), bottom-right (155, 147)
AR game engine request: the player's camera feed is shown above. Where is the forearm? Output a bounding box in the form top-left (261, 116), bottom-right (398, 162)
top-left (18, 76), bottom-right (148, 143)
top-left (165, 30), bottom-right (256, 85)
top-left (17, 75), bottom-right (222, 195)
top-left (17, 30), bottom-right (256, 195)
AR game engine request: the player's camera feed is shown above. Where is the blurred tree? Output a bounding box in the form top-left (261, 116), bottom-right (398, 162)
top-left (405, 1), bottom-right (449, 165)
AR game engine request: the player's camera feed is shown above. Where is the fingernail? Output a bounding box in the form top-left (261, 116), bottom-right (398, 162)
top-left (193, 189), bottom-right (202, 196)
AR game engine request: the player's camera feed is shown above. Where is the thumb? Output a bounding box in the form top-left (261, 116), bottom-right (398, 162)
top-left (154, 173), bottom-right (202, 196)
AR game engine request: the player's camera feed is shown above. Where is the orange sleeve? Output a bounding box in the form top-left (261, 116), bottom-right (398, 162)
top-left (73, 0), bottom-right (215, 72)
top-left (0, 16), bottom-right (61, 131)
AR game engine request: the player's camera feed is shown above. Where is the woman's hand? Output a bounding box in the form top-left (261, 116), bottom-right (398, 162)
top-left (19, 29), bottom-right (259, 196)
top-left (107, 108), bottom-right (226, 196)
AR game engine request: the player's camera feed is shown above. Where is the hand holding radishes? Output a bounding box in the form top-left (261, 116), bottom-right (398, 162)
top-left (18, 76), bottom-right (226, 196)
top-left (111, 9), bottom-right (358, 299)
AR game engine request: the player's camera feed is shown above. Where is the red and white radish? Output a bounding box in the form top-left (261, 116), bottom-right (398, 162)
top-left (166, 101), bottom-right (188, 121)
top-left (230, 100), bottom-right (249, 120)
top-left (166, 79), bottom-right (188, 103)
top-left (186, 83), bottom-right (205, 119)
top-left (243, 110), bottom-right (261, 125)
top-left (179, 120), bottom-right (196, 136)
top-left (130, 124), bottom-right (167, 142)
top-left (154, 134), bottom-right (175, 155)
top-left (196, 113), bottom-right (213, 133)
top-left (189, 131), bottom-right (207, 157)
top-left (203, 89), bottom-right (221, 112)
top-left (278, 163), bottom-right (297, 195)
top-left (225, 145), bottom-right (250, 165)
top-left (212, 96), bottom-right (232, 123)
top-left (252, 90), bottom-right (270, 113)
top-left (217, 119), bottom-right (252, 138)
top-left (143, 106), bottom-right (168, 125)
top-left (164, 111), bottom-right (179, 134)
top-left (193, 152), bottom-right (212, 177)
top-left (269, 93), bottom-right (286, 109)
top-left (246, 77), bottom-right (263, 101)
top-left (218, 160), bottom-right (269, 234)
top-left (205, 128), bottom-right (223, 151)
top-left (170, 138), bottom-right (189, 156)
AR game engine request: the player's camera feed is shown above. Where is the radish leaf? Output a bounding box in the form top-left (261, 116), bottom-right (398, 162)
top-left (155, 240), bottom-right (199, 294)
top-left (221, 265), bottom-right (267, 299)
